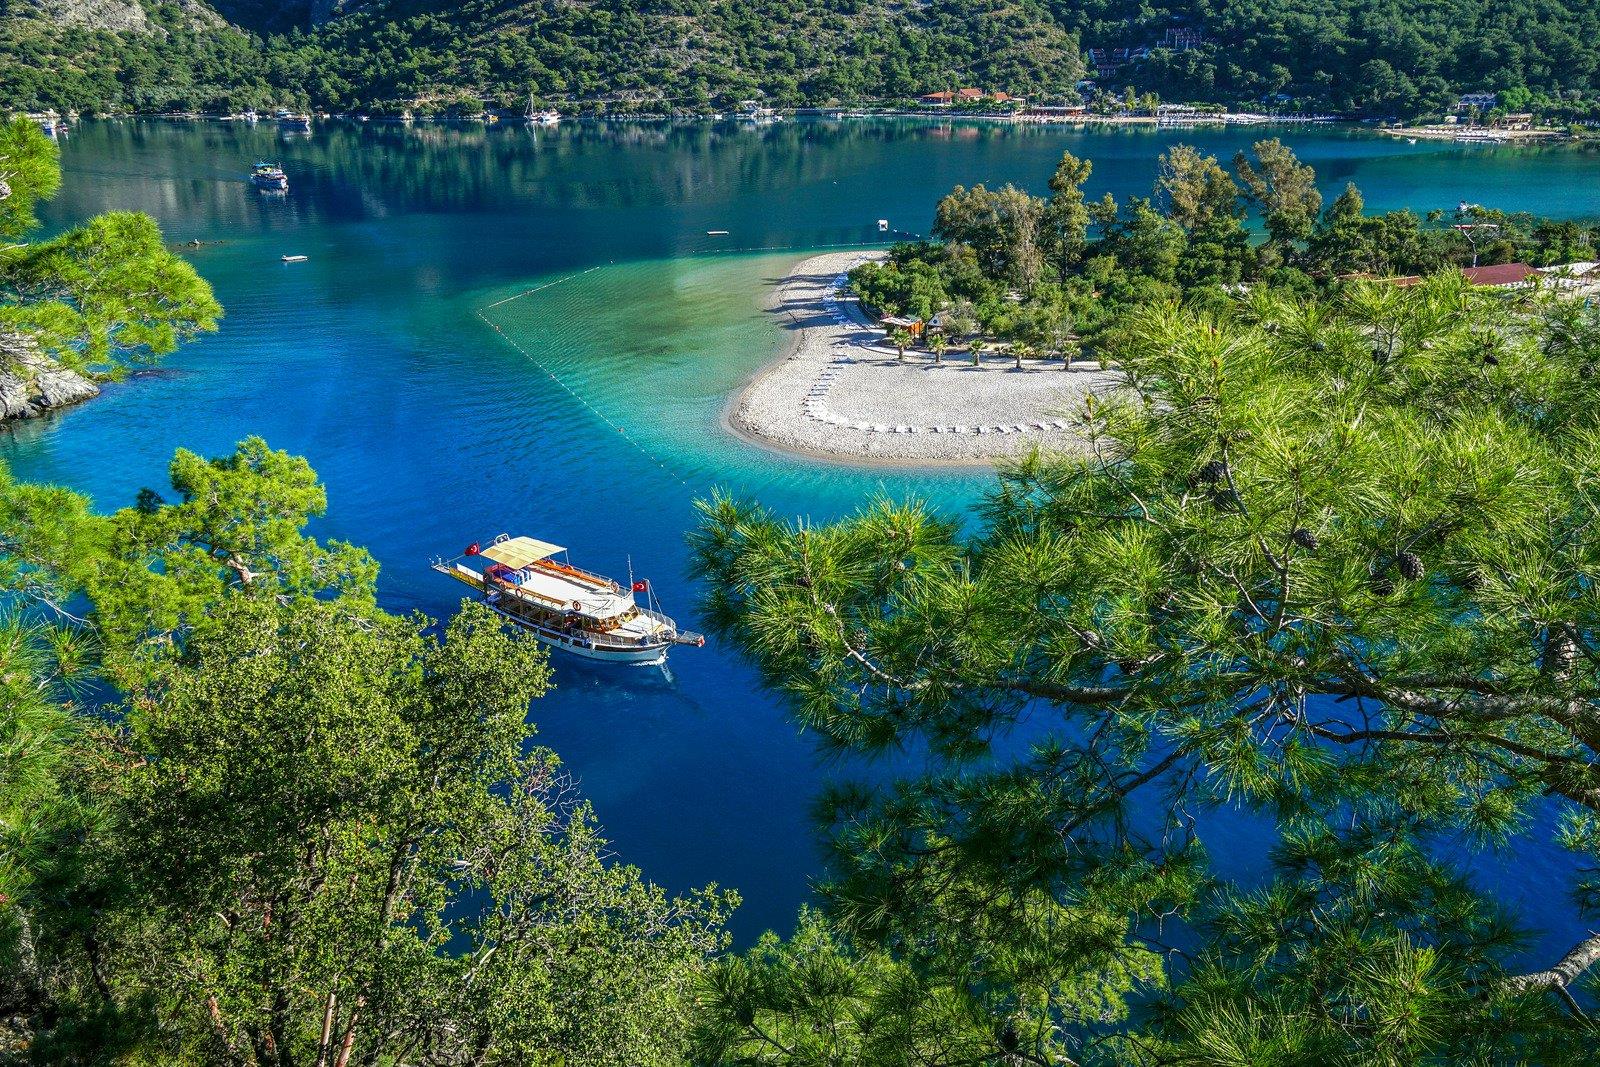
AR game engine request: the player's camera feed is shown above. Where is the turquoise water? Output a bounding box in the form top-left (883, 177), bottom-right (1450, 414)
top-left (11, 118), bottom-right (1600, 947)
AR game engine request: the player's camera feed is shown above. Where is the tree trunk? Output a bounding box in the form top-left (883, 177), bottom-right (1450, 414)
top-left (315, 993), bottom-right (338, 1067)
top-left (1506, 932), bottom-right (1600, 993)
top-left (332, 997), bottom-right (365, 1067)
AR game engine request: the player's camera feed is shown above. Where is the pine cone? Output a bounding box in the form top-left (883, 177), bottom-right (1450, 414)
top-left (1482, 352), bottom-right (1500, 366)
top-left (1371, 575), bottom-right (1396, 597)
top-left (1291, 528), bottom-right (1319, 551)
top-left (1397, 551), bottom-right (1424, 581)
top-left (1197, 459), bottom-right (1227, 484)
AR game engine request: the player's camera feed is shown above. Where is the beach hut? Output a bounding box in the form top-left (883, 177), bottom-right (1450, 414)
top-left (880, 314), bottom-right (924, 338)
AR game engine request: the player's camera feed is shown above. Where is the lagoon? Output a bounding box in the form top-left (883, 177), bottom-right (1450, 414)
top-left (11, 117), bottom-right (1600, 947)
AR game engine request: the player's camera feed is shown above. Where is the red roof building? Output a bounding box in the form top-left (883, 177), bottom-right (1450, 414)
top-left (1461, 262), bottom-right (1535, 287)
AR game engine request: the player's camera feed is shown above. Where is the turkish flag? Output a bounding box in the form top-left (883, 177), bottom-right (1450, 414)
top-left (465, 542), bottom-right (481, 556)
top-left (632, 580), bottom-right (648, 593)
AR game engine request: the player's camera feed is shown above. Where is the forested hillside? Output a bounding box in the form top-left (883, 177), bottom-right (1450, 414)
top-left (3, 0), bottom-right (1599, 117)
top-left (1070, 0), bottom-right (1600, 116)
top-left (1, 0), bottom-right (1088, 114)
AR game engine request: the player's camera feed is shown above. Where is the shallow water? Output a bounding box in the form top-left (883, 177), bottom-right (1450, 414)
top-left (10, 117), bottom-right (1599, 948)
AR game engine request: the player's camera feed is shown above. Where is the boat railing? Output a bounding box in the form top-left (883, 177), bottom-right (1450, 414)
top-left (486, 600), bottom-right (667, 650)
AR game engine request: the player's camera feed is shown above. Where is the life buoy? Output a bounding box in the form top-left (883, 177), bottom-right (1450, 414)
top-left (571, 600), bottom-right (582, 610)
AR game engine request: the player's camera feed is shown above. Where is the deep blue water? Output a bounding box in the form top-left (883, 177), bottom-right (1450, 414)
top-left (10, 117), bottom-right (1600, 952)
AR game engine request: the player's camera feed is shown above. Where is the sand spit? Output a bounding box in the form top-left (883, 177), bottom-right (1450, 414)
top-left (729, 251), bottom-right (1118, 466)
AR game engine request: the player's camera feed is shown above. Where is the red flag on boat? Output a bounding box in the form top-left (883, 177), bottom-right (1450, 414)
top-left (465, 542), bottom-right (481, 556)
top-left (632, 580), bottom-right (648, 593)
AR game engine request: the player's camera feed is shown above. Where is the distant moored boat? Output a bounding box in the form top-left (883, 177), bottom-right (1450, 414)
top-left (524, 93), bottom-right (561, 126)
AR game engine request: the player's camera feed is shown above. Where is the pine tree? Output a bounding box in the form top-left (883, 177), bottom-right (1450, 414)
top-left (692, 276), bottom-right (1600, 1061)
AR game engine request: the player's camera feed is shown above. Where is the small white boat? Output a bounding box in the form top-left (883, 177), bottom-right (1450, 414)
top-left (706, 229), bottom-right (730, 236)
top-left (524, 94), bottom-right (561, 126)
top-left (250, 162), bottom-right (288, 190)
top-left (432, 534), bottom-right (704, 665)
top-left (281, 254), bottom-right (308, 263)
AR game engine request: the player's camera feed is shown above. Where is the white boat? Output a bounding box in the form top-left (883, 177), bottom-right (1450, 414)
top-left (432, 534), bottom-right (703, 665)
top-left (281, 254), bottom-right (308, 262)
top-left (524, 93), bottom-right (561, 125)
top-left (251, 162), bottom-right (289, 190)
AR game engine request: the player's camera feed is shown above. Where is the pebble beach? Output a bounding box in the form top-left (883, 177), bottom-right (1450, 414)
top-left (729, 251), bottom-right (1119, 466)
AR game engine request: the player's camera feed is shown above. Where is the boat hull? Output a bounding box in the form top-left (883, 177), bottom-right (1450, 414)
top-left (483, 602), bottom-right (669, 664)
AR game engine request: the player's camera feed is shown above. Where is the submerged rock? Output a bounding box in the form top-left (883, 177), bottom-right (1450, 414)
top-left (0, 333), bottom-right (100, 423)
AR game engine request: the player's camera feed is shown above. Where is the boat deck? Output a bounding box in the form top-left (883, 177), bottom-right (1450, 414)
top-left (510, 563), bottom-right (633, 620)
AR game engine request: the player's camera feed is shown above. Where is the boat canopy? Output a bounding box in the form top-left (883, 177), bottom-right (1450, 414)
top-left (481, 536), bottom-right (564, 569)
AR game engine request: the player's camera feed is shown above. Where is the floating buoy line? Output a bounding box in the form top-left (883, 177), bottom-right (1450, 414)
top-left (473, 231), bottom-right (923, 492)
top-left (475, 266), bottom-right (700, 492)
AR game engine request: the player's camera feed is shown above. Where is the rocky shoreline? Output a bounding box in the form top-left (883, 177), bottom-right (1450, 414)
top-left (728, 251), bottom-right (1118, 467)
top-left (0, 333), bottom-right (100, 423)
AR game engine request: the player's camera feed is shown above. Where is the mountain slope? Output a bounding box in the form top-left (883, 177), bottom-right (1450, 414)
top-left (1, 0), bottom-right (1088, 111)
top-left (3, 0), bottom-right (1598, 116)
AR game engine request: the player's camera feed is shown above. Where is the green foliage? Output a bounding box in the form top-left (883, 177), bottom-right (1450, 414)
top-left (9, 0), bottom-right (1600, 116)
top-left (1235, 138), bottom-right (1322, 256)
top-left (0, 436), bottom-right (377, 679)
top-left (692, 277), bottom-right (1600, 1059)
top-left (695, 905), bottom-right (1162, 1062)
top-left (0, 117), bottom-right (60, 241)
top-left (0, 117), bottom-right (219, 387)
top-left (3, 210), bottom-right (222, 373)
top-left (86, 595), bottom-right (731, 1065)
top-left (0, 0), bottom-right (1088, 114)
top-left (0, 617), bottom-right (95, 990)
top-left (858, 140), bottom-right (1600, 356)
top-left (0, 442), bottom-right (733, 1063)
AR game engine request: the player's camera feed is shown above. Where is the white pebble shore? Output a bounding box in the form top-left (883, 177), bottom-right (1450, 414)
top-left (727, 251), bottom-right (1120, 466)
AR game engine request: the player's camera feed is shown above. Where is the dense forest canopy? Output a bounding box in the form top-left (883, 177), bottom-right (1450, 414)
top-left (846, 137), bottom-right (1599, 369)
top-left (690, 266), bottom-right (1600, 1066)
top-left (3, 0), bottom-right (1600, 117)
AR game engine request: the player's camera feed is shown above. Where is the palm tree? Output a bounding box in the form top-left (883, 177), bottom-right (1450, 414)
top-left (930, 334), bottom-right (948, 366)
top-left (1011, 341), bottom-right (1034, 370)
top-left (968, 339), bottom-right (984, 366)
top-left (1060, 339), bottom-right (1081, 370)
top-left (890, 328), bottom-right (913, 363)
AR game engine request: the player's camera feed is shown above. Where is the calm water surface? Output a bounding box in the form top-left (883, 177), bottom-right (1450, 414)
top-left (12, 118), bottom-right (1600, 948)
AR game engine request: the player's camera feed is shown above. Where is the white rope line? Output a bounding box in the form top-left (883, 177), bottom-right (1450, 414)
top-left (700, 234), bottom-right (921, 255)
top-left (472, 240), bottom-right (925, 483)
top-left (480, 265), bottom-right (606, 310)
top-left (475, 273), bottom-right (701, 491)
